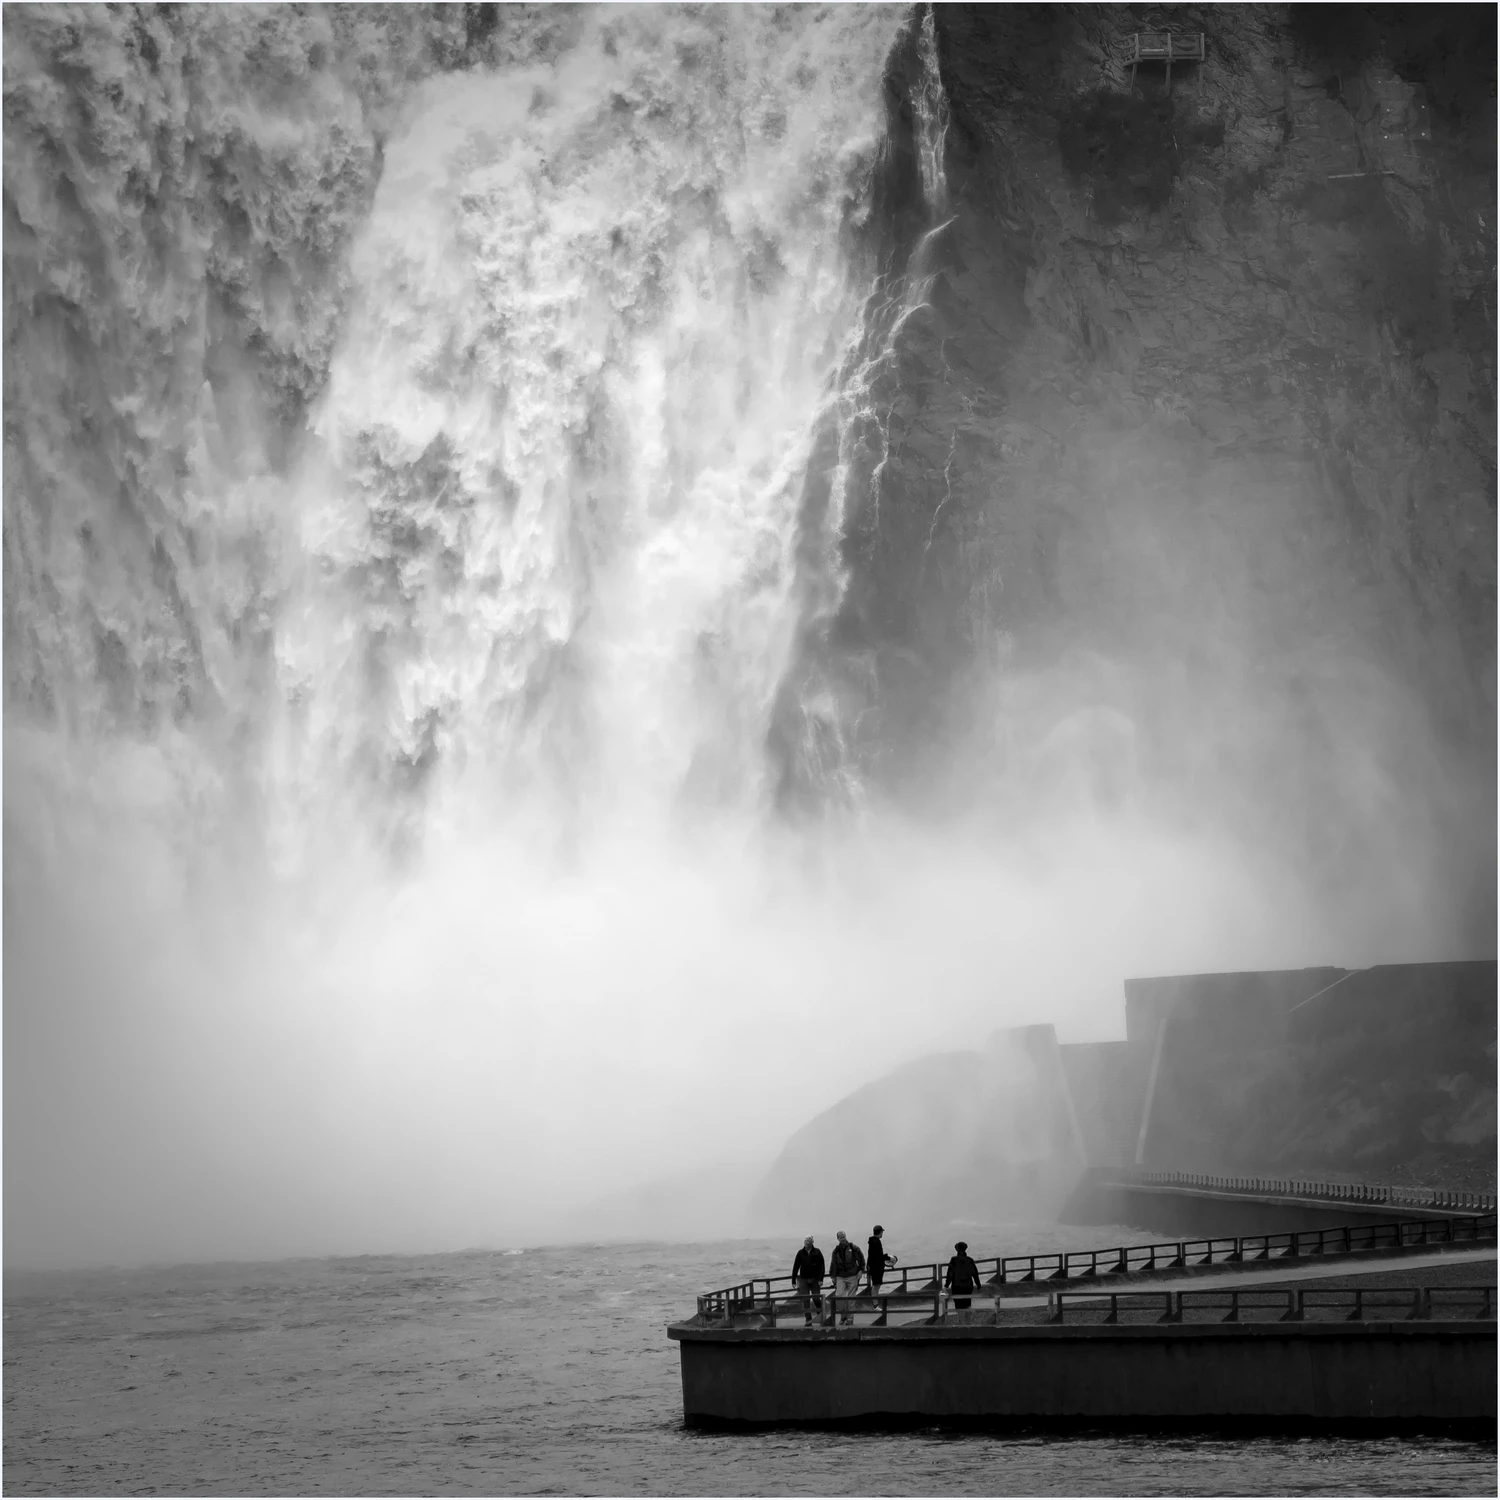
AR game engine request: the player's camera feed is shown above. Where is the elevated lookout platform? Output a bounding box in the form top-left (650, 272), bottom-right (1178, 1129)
top-left (692, 1207), bottom-right (1496, 1323)
top-left (1125, 31), bottom-right (1206, 90)
top-left (669, 1220), bottom-right (1496, 1430)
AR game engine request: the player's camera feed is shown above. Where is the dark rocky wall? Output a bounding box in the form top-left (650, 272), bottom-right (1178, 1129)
top-left (816, 3), bottom-right (1496, 953)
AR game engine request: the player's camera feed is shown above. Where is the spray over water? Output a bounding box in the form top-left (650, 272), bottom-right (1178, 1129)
top-left (5, 7), bottom-right (1384, 1267)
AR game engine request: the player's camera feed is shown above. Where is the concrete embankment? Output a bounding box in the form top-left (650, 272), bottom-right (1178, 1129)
top-left (751, 960), bottom-right (1496, 1237)
top-left (670, 1318), bottom-right (1495, 1431)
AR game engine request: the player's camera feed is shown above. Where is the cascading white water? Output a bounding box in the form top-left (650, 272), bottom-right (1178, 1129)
top-left (913, 3), bottom-right (951, 217)
top-left (772, 2), bottom-right (959, 799)
top-left (276, 8), bottom-right (908, 862)
top-left (7, 5), bottom-right (1008, 1263)
top-left (5, 7), bottom-right (1354, 1267)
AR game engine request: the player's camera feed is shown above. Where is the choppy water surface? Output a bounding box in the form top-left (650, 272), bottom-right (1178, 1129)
top-left (5, 1237), bottom-right (1492, 1495)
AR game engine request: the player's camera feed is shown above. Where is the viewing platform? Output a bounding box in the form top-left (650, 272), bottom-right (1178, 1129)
top-left (691, 1208), bottom-right (1496, 1322)
top-left (1125, 31), bottom-right (1207, 90)
top-left (668, 1217), bottom-right (1496, 1430)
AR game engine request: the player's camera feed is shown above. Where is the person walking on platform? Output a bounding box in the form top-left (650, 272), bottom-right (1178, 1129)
top-left (866, 1225), bottom-right (895, 1300)
top-left (945, 1240), bottom-right (981, 1312)
top-left (791, 1237), bottom-right (825, 1327)
top-left (829, 1230), bottom-right (865, 1325)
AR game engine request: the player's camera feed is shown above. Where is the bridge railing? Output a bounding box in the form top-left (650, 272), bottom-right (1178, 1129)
top-left (1126, 32), bottom-right (1207, 63)
top-left (693, 1211), bottom-right (1498, 1321)
top-left (1108, 1169), bottom-right (1497, 1215)
top-left (1049, 1284), bottom-right (1496, 1325)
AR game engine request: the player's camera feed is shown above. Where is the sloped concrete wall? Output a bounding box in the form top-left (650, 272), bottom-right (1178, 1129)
top-left (1129, 960), bottom-right (1496, 1184)
top-left (753, 961), bottom-right (1495, 1237)
top-left (749, 1026), bottom-right (1085, 1234)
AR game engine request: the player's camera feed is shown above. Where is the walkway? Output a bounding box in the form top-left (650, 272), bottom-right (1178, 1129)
top-left (993, 1246), bottom-right (1497, 1314)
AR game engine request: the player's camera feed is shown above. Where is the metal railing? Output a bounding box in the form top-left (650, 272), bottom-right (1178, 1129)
top-left (1048, 1284), bottom-right (1496, 1325)
top-left (770, 1289), bottom-right (973, 1329)
top-left (1126, 32), bottom-right (1207, 63)
top-left (694, 1212), bottom-right (1497, 1321)
top-left (1111, 1170), bottom-right (1497, 1215)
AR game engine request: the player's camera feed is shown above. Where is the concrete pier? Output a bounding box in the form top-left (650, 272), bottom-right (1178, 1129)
top-left (669, 1318), bottom-right (1496, 1431)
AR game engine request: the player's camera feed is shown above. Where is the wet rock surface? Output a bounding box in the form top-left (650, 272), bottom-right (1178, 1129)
top-left (829, 4), bottom-right (1496, 951)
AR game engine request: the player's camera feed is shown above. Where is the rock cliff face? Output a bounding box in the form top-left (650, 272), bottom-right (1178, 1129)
top-left (9, 4), bottom-right (1491, 935)
top-left (820, 4), bottom-right (1496, 954)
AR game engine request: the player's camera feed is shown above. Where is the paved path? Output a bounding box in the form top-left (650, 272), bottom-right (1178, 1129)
top-left (987, 1248), bottom-right (1497, 1311)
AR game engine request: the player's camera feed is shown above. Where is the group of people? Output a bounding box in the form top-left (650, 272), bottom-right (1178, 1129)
top-left (790, 1228), bottom-right (983, 1326)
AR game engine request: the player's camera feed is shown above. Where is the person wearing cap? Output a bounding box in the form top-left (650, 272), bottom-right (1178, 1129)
top-left (828, 1230), bottom-right (866, 1326)
top-left (944, 1240), bottom-right (981, 1311)
top-left (791, 1236), bottom-right (825, 1326)
top-left (866, 1225), bottom-right (896, 1299)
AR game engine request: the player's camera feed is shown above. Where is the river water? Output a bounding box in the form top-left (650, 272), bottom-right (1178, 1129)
top-left (4, 1236), bottom-right (1493, 1495)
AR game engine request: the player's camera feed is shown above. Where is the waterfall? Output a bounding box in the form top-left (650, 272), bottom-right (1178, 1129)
top-left (913, 3), bottom-right (951, 217)
top-left (4, 4), bottom-right (989, 1263)
top-left (772, 4), bottom-right (957, 803)
top-left (4, 7), bottom-right (914, 869)
top-left (276, 8), bottom-right (910, 860)
top-left (1, 6), bottom-right (1467, 1270)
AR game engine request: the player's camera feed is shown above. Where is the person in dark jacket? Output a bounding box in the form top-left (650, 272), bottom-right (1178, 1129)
top-left (829, 1230), bottom-right (866, 1325)
top-left (944, 1241), bottom-right (982, 1311)
top-left (867, 1225), bottom-right (896, 1298)
top-left (791, 1237), bottom-right (825, 1326)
